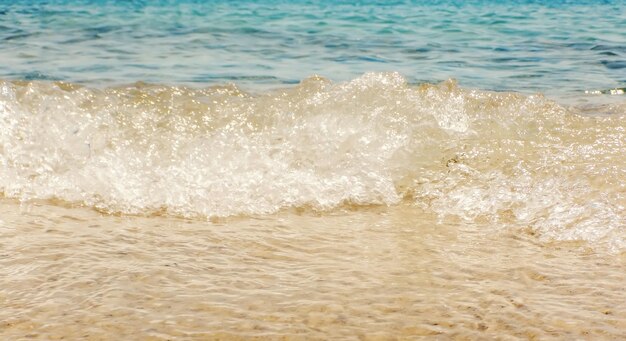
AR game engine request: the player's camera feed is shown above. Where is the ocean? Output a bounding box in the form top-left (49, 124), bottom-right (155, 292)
top-left (1, 0), bottom-right (625, 339)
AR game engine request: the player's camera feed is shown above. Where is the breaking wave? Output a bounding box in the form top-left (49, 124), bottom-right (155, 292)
top-left (1, 73), bottom-right (624, 249)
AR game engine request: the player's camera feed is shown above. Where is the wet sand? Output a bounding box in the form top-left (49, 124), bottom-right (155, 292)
top-left (1, 199), bottom-right (624, 340)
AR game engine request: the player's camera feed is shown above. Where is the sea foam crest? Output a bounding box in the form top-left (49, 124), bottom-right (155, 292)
top-left (0, 73), bottom-right (624, 249)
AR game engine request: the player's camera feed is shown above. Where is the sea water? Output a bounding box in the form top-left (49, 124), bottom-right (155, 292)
top-left (1, 0), bottom-right (625, 97)
top-left (1, 1), bottom-right (625, 339)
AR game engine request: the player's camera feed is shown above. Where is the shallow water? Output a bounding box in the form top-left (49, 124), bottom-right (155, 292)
top-left (1, 0), bottom-right (626, 339)
top-left (1, 199), bottom-right (625, 340)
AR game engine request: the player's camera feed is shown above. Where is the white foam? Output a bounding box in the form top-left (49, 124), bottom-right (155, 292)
top-left (0, 73), bottom-right (624, 249)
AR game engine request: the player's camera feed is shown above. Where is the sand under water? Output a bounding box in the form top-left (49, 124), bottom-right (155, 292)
top-left (1, 199), bottom-right (625, 340)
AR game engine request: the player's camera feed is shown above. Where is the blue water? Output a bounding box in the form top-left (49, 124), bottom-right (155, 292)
top-left (0, 0), bottom-right (625, 98)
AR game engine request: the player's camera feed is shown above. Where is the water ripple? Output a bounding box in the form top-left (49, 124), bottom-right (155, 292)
top-left (0, 0), bottom-right (623, 98)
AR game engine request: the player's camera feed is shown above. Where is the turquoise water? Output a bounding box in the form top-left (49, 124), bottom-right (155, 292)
top-left (1, 0), bottom-right (625, 97)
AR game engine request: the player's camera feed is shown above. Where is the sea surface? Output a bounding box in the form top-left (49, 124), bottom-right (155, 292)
top-left (1, 0), bottom-right (625, 340)
top-left (1, 0), bottom-right (625, 98)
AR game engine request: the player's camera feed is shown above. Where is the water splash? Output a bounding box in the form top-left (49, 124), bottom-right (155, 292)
top-left (1, 73), bottom-right (624, 249)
